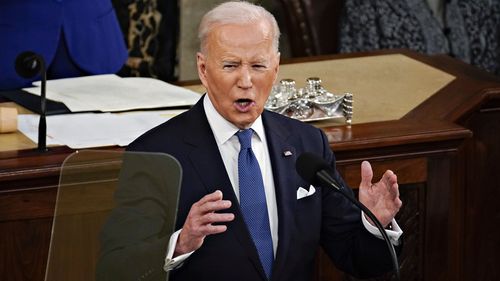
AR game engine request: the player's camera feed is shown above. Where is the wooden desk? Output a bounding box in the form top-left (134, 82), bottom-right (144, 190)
top-left (1, 50), bottom-right (500, 281)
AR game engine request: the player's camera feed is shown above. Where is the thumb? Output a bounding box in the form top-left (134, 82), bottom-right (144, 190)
top-left (360, 161), bottom-right (373, 188)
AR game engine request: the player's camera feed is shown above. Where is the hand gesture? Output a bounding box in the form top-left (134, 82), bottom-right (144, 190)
top-left (358, 161), bottom-right (402, 227)
top-left (175, 190), bottom-right (234, 256)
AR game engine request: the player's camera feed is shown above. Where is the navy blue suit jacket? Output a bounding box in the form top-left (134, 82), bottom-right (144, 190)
top-left (98, 97), bottom-right (397, 281)
top-left (0, 0), bottom-right (127, 90)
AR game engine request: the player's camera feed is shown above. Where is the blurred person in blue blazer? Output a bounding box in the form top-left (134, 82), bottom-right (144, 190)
top-left (0, 0), bottom-right (127, 90)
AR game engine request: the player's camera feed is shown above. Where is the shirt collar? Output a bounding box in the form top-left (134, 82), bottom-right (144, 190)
top-left (203, 95), bottom-right (265, 145)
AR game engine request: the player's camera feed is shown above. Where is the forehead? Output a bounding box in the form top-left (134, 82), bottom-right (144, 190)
top-left (206, 21), bottom-right (276, 60)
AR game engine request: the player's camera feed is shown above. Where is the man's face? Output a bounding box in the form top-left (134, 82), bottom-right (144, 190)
top-left (197, 20), bottom-right (280, 129)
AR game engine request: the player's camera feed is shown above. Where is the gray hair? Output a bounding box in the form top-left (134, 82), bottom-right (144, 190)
top-left (198, 1), bottom-right (280, 54)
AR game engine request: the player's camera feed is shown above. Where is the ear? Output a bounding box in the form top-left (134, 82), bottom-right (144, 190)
top-left (272, 52), bottom-right (281, 83)
top-left (197, 52), bottom-right (209, 89)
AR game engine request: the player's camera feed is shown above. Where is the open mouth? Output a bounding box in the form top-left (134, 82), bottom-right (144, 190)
top-left (235, 98), bottom-right (255, 112)
top-left (236, 99), bottom-right (252, 106)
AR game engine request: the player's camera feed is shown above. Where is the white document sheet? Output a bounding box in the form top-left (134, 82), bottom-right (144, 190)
top-left (23, 75), bottom-right (202, 112)
top-left (18, 110), bottom-right (185, 149)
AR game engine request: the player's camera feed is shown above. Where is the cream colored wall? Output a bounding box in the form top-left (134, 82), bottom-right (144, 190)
top-left (178, 0), bottom-right (217, 81)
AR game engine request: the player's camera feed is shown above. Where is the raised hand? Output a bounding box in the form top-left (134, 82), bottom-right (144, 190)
top-left (175, 190), bottom-right (234, 256)
top-left (358, 161), bottom-right (402, 227)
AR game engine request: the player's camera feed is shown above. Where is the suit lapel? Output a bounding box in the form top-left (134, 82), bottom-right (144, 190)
top-left (182, 104), bottom-right (231, 197)
top-left (262, 111), bottom-right (298, 280)
top-left (182, 99), bottom-right (269, 280)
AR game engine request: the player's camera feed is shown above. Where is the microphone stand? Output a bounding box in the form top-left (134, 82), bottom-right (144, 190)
top-left (316, 170), bottom-right (401, 280)
top-left (15, 51), bottom-right (48, 152)
top-left (38, 57), bottom-right (47, 152)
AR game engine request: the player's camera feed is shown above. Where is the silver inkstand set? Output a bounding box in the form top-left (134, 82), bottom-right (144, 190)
top-left (265, 77), bottom-right (353, 124)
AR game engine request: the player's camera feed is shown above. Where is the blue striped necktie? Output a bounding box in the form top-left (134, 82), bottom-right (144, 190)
top-left (236, 129), bottom-right (274, 279)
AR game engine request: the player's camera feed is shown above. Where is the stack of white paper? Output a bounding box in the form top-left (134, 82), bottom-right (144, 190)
top-left (18, 110), bottom-right (186, 149)
top-left (23, 74), bottom-right (202, 112)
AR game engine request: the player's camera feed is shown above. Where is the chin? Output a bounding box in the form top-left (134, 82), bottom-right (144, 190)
top-left (233, 117), bottom-right (256, 129)
top-left (228, 110), bottom-right (260, 127)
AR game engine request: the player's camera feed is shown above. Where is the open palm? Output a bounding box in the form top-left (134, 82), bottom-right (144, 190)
top-left (358, 161), bottom-right (402, 227)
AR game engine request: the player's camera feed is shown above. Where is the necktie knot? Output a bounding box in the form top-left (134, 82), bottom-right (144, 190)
top-left (237, 129), bottom-right (253, 150)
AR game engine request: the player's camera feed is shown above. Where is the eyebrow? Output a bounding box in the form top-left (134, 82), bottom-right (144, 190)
top-left (219, 55), bottom-right (271, 66)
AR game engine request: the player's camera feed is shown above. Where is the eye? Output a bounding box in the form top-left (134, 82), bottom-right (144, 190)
top-left (223, 64), bottom-right (237, 70)
top-left (252, 64), bottom-right (267, 70)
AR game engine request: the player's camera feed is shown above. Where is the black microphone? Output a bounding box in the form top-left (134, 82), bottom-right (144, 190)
top-left (15, 51), bottom-right (47, 152)
top-left (296, 152), bottom-right (400, 280)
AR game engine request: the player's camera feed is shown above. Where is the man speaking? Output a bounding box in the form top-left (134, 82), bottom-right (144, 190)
top-left (98, 2), bottom-right (403, 280)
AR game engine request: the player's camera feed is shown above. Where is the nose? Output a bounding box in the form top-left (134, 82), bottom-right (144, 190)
top-left (237, 65), bottom-right (252, 89)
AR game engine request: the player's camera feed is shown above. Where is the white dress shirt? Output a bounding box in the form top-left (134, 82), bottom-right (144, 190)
top-left (202, 94), bottom-right (279, 255)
